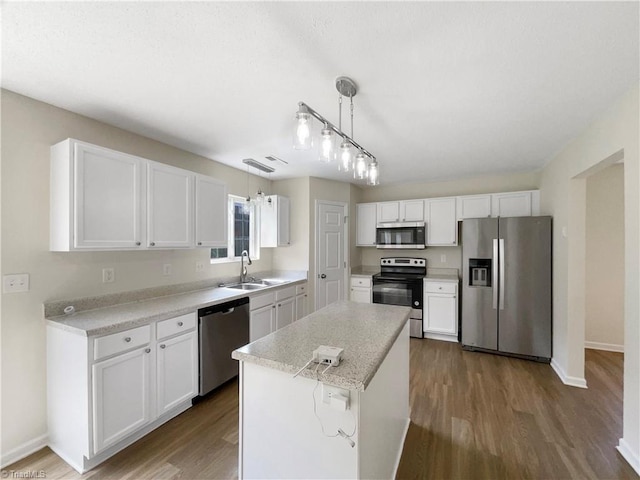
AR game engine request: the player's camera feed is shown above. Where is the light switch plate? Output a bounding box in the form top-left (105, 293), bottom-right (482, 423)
top-left (3, 274), bottom-right (30, 293)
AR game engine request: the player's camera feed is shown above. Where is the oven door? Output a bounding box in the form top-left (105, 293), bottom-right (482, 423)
top-left (372, 279), bottom-right (423, 320)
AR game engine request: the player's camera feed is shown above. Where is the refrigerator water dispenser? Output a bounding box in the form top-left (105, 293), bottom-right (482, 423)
top-left (468, 259), bottom-right (491, 287)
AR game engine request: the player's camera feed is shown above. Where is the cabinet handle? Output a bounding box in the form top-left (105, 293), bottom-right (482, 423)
top-left (278, 303), bottom-right (282, 307)
top-left (304, 294), bottom-right (307, 297)
top-left (272, 305), bottom-right (276, 309)
top-left (177, 321), bottom-right (184, 327)
top-left (198, 242), bottom-right (202, 246)
top-left (150, 242), bottom-right (156, 246)
top-left (160, 344), bottom-right (166, 349)
top-left (135, 242), bottom-right (141, 246)
top-left (124, 337), bottom-right (131, 343)
top-left (145, 348), bottom-right (151, 353)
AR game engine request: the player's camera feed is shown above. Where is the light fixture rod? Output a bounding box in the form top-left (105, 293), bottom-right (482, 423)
top-left (298, 101), bottom-right (376, 161)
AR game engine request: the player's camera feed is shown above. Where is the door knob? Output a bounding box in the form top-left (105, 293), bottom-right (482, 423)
top-left (320, 274), bottom-right (327, 279)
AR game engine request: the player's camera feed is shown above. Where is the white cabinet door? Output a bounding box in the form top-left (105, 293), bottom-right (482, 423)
top-left (295, 293), bottom-right (308, 320)
top-left (377, 202), bottom-right (400, 223)
top-left (195, 175), bottom-right (227, 247)
top-left (356, 203), bottom-right (377, 246)
top-left (276, 297), bottom-right (296, 330)
top-left (156, 331), bottom-right (198, 416)
top-left (147, 162), bottom-right (194, 248)
top-left (350, 287), bottom-right (371, 303)
top-left (261, 195), bottom-right (290, 247)
top-left (401, 200), bottom-right (425, 222)
top-left (250, 304), bottom-right (275, 342)
top-left (491, 192), bottom-right (532, 217)
top-left (456, 195), bottom-right (492, 220)
top-left (92, 347), bottom-right (151, 454)
top-left (73, 142), bottom-right (145, 250)
top-left (426, 197), bottom-right (458, 246)
top-left (424, 295), bottom-right (458, 335)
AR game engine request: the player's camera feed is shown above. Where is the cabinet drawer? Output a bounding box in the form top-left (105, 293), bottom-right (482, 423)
top-left (425, 282), bottom-right (457, 294)
top-left (275, 286), bottom-right (296, 301)
top-left (157, 312), bottom-right (196, 341)
top-left (350, 276), bottom-right (372, 288)
top-left (295, 283), bottom-right (307, 295)
top-left (251, 292), bottom-right (275, 311)
top-left (94, 325), bottom-right (151, 361)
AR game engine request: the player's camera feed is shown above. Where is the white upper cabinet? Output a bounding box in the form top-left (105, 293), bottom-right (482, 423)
top-left (51, 139), bottom-right (146, 251)
top-left (356, 203), bottom-right (377, 246)
top-left (50, 139), bottom-right (228, 251)
top-left (456, 195), bottom-right (492, 220)
top-left (425, 197), bottom-right (458, 246)
top-left (261, 195), bottom-right (290, 247)
top-left (147, 162), bottom-right (194, 249)
top-left (377, 200), bottom-right (424, 223)
top-left (195, 175), bottom-right (227, 248)
top-left (491, 191), bottom-right (539, 217)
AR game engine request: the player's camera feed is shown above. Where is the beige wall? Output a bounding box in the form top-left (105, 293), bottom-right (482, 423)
top-left (271, 177), bottom-right (310, 273)
top-left (358, 171), bottom-right (542, 272)
top-left (540, 84), bottom-right (639, 461)
top-left (0, 90), bottom-right (274, 457)
top-left (585, 164), bottom-right (625, 349)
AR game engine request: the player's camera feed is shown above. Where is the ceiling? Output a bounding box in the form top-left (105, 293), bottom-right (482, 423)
top-left (3, 2), bottom-right (638, 186)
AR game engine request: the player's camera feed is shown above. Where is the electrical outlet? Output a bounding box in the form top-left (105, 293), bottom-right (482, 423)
top-left (322, 384), bottom-right (350, 406)
top-left (102, 268), bottom-right (115, 283)
top-left (441, 254), bottom-right (447, 263)
top-left (2, 273), bottom-right (30, 293)
top-left (195, 262), bottom-right (204, 272)
top-left (163, 264), bottom-right (172, 276)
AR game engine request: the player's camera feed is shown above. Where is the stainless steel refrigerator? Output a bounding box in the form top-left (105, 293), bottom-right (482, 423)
top-left (461, 216), bottom-right (552, 362)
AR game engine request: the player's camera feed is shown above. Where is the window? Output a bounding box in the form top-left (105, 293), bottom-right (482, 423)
top-left (210, 195), bottom-right (259, 262)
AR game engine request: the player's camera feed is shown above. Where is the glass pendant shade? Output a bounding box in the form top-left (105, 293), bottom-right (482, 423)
top-left (354, 153), bottom-right (368, 180)
top-left (338, 140), bottom-right (353, 172)
top-left (367, 160), bottom-right (379, 186)
top-left (293, 110), bottom-right (312, 150)
top-left (319, 127), bottom-right (335, 163)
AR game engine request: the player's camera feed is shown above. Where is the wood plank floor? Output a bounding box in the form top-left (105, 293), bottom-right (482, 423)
top-left (5, 340), bottom-right (637, 479)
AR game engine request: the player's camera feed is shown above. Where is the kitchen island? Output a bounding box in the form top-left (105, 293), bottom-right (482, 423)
top-left (232, 300), bottom-right (411, 479)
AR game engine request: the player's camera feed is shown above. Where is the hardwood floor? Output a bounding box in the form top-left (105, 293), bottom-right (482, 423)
top-left (5, 341), bottom-right (636, 479)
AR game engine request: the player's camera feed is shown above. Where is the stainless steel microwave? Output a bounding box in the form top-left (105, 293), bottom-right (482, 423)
top-left (376, 222), bottom-right (426, 249)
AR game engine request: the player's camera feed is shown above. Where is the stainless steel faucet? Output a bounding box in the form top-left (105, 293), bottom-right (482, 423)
top-left (240, 250), bottom-right (252, 283)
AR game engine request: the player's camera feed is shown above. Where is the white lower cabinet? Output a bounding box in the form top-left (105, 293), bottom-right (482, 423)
top-left (92, 347), bottom-right (151, 454)
top-left (156, 330), bottom-right (198, 416)
top-left (350, 276), bottom-right (372, 303)
top-left (47, 313), bottom-right (198, 473)
top-left (249, 282), bottom-right (308, 341)
top-left (423, 280), bottom-right (459, 342)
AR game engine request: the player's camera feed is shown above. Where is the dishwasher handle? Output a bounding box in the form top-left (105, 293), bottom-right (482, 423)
top-left (198, 296), bottom-right (249, 317)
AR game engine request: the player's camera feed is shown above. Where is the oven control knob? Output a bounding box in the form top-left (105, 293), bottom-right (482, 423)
top-left (414, 301), bottom-right (419, 307)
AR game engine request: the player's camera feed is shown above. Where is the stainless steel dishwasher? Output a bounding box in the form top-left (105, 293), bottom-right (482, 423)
top-left (198, 296), bottom-right (250, 396)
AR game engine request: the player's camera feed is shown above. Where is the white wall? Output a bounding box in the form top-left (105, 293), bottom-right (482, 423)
top-left (540, 84), bottom-right (639, 470)
top-left (585, 164), bottom-right (625, 350)
top-left (0, 90), bottom-right (274, 459)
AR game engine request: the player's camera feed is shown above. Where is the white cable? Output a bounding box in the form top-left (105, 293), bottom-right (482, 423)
top-left (312, 364), bottom-right (357, 443)
top-left (293, 357), bottom-right (315, 378)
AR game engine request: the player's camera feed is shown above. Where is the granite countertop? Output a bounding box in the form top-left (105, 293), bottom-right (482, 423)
top-left (350, 266), bottom-right (379, 277)
top-left (232, 300), bottom-right (410, 391)
top-left (424, 274), bottom-right (459, 283)
top-left (46, 273), bottom-right (307, 337)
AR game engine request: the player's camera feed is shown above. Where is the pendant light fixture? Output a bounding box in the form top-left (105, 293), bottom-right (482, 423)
top-left (293, 76), bottom-right (380, 184)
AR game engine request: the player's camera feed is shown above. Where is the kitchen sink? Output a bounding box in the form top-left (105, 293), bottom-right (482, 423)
top-left (225, 283), bottom-right (266, 291)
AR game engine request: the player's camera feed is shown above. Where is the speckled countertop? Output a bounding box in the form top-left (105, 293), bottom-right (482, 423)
top-left (232, 300), bottom-right (410, 391)
top-left (46, 273), bottom-right (307, 337)
top-left (424, 274), bottom-right (459, 283)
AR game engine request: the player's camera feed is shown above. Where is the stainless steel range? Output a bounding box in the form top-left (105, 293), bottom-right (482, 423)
top-left (372, 257), bottom-right (426, 338)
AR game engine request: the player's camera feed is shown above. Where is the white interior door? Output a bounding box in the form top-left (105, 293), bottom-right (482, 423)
top-left (316, 201), bottom-right (347, 310)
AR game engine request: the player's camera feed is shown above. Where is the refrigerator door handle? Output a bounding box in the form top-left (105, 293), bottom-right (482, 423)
top-left (492, 239), bottom-right (498, 309)
top-left (499, 238), bottom-right (505, 310)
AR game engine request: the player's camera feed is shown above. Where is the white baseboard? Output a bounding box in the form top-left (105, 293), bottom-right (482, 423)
top-left (617, 438), bottom-right (640, 475)
top-left (423, 332), bottom-right (458, 343)
top-left (550, 358), bottom-right (588, 389)
top-left (392, 417), bottom-right (411, 479)
top-left (0, 434), bottom-right (48, 469)
top-left (585, 341), bottom-right (624, 353)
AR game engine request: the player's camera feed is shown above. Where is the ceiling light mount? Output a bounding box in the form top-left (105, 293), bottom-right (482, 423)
top-left (335, 76), bottom-right (357, 98)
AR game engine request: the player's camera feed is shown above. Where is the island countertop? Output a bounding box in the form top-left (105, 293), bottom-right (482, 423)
top-left (232, 300), bottom-right (410, 391)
